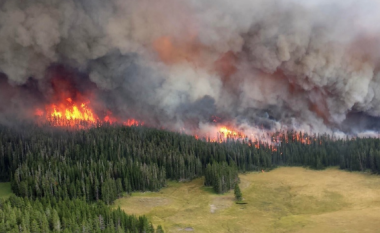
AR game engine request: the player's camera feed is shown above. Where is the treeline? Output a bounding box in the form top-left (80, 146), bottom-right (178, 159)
top-left (2, 124), bottom-right (380, 201)
top-left (273, 131), bottom-right (380, 172)
top-left (204, 162), bottom-right (239, 193)
top-left (0, 124), bottom-right (271, 200)
top-left (0, 195), bottom-right (163, 233)
top-left (13, 158), bottom-right (165, 205)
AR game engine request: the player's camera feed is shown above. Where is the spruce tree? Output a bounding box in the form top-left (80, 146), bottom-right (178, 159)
top-left (30, 220), bottom-right (40, 233)
top-left (156, 225), bottom-right (165, 233)
top-left (234, 184), bottom-right (242, 201)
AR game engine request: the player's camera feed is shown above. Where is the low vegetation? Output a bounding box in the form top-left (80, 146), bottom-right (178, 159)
top-left (115, 167), bottom-right (380, 233)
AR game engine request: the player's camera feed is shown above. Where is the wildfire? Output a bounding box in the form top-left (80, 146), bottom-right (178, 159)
top-left (218, 126), bottom-right (245, 140)
top-left (123, 119), bottom-right (144, 127)
top-left (189, 124), bottom-right (324, 154)
top-left (49, 98), bottom-right (97, 123)
top-left (37, 99), bottom-right (322, 152)
top-left (36, 98), bottom-right (143, 128)
top-left (31, 70), bottom-right (316, 148)
top-left (198, 126), bottom-right (249, 143)
top-left (32, 72), bottom-right (145, 128)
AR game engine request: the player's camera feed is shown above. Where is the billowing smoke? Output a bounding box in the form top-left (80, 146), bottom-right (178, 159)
top-left (1, 0), bottom-right (380, 135)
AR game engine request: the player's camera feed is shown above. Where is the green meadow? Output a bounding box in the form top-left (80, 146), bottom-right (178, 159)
top-left (115, 167), bottom-right (380, 233)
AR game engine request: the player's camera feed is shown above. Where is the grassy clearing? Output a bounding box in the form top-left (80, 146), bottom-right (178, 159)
top-left (0, 183), bottom-right (12, 199)
top-left (114, 167), bottom-right (380, 232)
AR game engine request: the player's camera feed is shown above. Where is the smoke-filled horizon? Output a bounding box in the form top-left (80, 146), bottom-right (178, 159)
top-left (1, 0), bottom-right (380, 135)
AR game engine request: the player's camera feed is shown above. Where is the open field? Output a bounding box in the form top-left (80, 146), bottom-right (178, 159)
top-left (0, 183), bottom-right (12, 199)
top-left (115, 167), bottom-right (380, 233)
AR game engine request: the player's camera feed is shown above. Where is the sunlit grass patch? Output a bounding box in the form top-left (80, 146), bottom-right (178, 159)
top-left (115, 167), bottom-right (380, 233)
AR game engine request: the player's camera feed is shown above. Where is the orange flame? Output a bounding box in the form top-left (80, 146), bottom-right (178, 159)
top-left (218, 126), bottom-right (247, 140)
top-left (123, 119), bottom-right (144, 127)
top-left (199, 126), bottom-right (249, 143)
top-left (34, 109), bottom-right (44, 117)
top-left (49, 100), bottom-right (97, 123)
top-left (37, 98), bottom-right (143, 128)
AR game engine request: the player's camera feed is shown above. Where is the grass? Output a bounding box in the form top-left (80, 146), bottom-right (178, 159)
top-left (114, 167), bottom-right (380, 232)
top-left (0, 183), bottom-right (12, 199)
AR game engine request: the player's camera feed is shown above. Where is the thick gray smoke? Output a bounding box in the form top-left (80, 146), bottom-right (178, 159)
top-left (1, 0), bottom-right (380, 135)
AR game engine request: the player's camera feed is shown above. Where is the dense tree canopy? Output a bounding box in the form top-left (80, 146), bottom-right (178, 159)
top-left (0, 195), bottom-right (160, 233)
top-left (1, 123), bottom-right (380, 233)
top-left (1, 124), bottom-right (380, 200)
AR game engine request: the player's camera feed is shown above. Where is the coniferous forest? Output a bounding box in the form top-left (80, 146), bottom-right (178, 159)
top-left (0, 196), bottom-right (157, 233)
top-left (1, 123), bottom-right (380, 232)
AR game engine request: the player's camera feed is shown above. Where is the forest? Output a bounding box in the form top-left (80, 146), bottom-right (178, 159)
top-left (1, 123), bottom-right (380, 232)
top-left (0, 195), bottom-right (161, 233)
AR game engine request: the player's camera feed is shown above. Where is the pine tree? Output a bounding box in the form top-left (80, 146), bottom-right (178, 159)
top-left (0, 222), bottom-right (5, 233)
top-left (40, 213), bottom-right (49, 233)
top-left (156, 225), bottom-right (165, 233)
top-left (51, 209), bottom-right (61, 232)
top-left (30, 220), bottom-right (40, 233)
top-left (234, 184), bottom-right (242, 201)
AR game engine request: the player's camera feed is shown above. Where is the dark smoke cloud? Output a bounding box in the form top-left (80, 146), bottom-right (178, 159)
top-left (1, 0), bottom-right (380, 135)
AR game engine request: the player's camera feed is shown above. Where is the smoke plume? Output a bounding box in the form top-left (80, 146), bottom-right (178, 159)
top-left (1, 0), bottom-right (380, 135)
